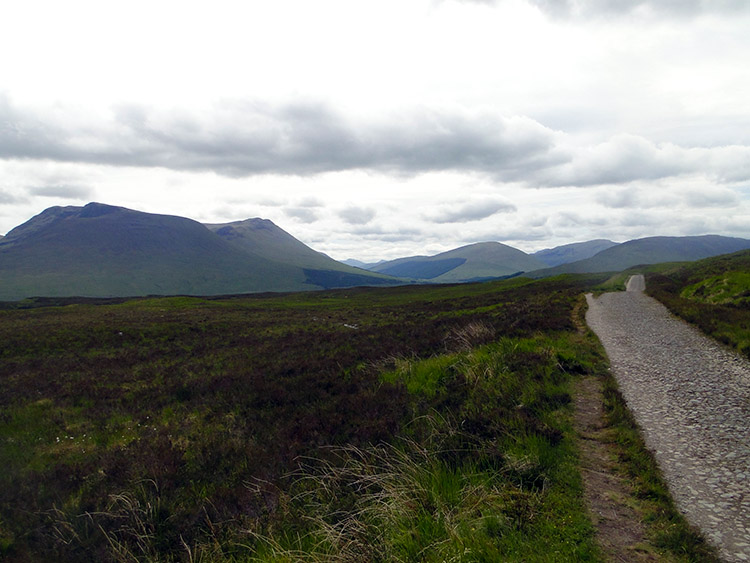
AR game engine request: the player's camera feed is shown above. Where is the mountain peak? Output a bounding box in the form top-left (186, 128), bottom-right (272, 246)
top-left (79, 202), bottom-right (126, 218)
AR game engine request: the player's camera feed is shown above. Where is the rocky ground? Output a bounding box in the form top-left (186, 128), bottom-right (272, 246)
top-left (585, 275), bottom-right (750, 562)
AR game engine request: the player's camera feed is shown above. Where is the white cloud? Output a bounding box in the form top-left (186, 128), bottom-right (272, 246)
top-left (0, 0), bottom-right (749, 258)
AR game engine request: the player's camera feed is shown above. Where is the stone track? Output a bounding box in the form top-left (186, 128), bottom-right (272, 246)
top-left (585, 275), bottom-right (750, 562)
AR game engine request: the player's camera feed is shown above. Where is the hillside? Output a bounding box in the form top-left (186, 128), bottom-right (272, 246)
top-left (370, 241), bottom-right (546, 281)
top-left (533, 239), bottom-right (618, 267)
top-left (646, 249), bottom-right (750, 358)
top-left (206, 218), bottom-right (350, 271)
top-left (530, 235), bottom-right (750, 277)
top-left (0, 203), bottom-right (397, 301)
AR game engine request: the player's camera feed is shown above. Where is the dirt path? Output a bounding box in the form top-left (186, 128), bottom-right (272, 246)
top-left (573, 375), bottom-right (659, 561)
top-left (585, 276), bottom-right (750, 562)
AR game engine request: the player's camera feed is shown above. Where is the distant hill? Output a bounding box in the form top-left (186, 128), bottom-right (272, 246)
top-left (0, 203), bottom-right (398, 301)
top-left (343, 258), bottom-right (379, 269)
top-left (370, 242), bottom-right (546, 282)
top-left (533, 239), bottom-right (618, 267)
top-left (530, 235), bottom-right (750, 277)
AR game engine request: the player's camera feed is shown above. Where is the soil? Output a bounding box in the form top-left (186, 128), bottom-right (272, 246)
top-left (573, 375), bottom-right (660, 562)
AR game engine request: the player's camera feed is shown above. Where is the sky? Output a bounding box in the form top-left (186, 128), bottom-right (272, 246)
top-left (1, 0), bottom-right (749, 261)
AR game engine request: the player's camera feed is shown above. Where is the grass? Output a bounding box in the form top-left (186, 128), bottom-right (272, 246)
top-left (0, 267), bottom-right (725, 561)
top-left (645, 250), bottom-right (750, 358)
top-left (1, 274), bottom-right (608, 561)
top-left (245, 332), bottom-right (602, 562)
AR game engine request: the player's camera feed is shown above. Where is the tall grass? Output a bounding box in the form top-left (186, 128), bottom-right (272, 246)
top-left (1, 275), bottom-right (614, 560)
top-left (248, 334), bottom-right (601, 562)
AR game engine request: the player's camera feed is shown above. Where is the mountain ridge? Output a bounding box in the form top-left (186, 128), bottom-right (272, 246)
top-left (533, 239), bottom-right (619, 267)
top-left (528, 235), bottom-right (750, 277)
top-left (0, 203), bottom-right (397, 301)
top-left (2, 203), bottom-right (749, 300)
top-left (368, 242), bottom-right (546, 281)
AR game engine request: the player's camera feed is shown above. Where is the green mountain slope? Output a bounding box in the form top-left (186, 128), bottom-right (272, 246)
top-left (656, 249), bottom-right (750, 307)
top-left (0, 203), bottom-right (397, 301)
top-left (645, 249), bottom-right (750, 358)
top-left (371, 242), bottom-right (546, 282)
top-left (205, 218), bottom-right (381, 274)
top-left (531, 235), bottom-right (750, 277)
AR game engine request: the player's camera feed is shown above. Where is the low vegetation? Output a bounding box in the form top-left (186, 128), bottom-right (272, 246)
top-left (0, 267), bottom-right (729, 561)
top-left (646, 249), bottom-right (750, 358)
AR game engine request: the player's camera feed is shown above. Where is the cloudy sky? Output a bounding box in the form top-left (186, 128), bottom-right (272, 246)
top-left (1, 0), bottom-right (749, 261)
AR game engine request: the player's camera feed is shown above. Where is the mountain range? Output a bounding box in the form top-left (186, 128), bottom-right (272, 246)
top-left (0, 203), bottom-right (395, 301)
top-left (1, 202), bottom-right (749, 301)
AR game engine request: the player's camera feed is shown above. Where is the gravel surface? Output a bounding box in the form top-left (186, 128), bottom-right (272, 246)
top-left (586, 275), bottom-right (750, 562)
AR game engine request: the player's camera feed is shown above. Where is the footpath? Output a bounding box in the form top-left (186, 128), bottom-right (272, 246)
top-left (585, 275), bottom-right (750, 562)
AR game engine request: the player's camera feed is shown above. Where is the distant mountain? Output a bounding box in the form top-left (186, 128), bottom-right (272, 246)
top-left (370, 242), bottom-right (546, 282)
top-left (343, 258), bottom-right (379, 269)
top-left (533, 239), bottom-right (618, 267)
top-left (0, 203), bottom-right (398, 301)
top-left (531, 235), bottom-right (750, 277)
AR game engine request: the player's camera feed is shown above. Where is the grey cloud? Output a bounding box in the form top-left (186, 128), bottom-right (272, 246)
top-left (29, 184), bottom-right (93, 199)
top-left (0, 190), bottom-right (26, 204)
top-left (529, 0), bottom-right (750, 18)
top-left (297, 197), bottom-right (324, 208)
top-left (284, 207), bottom-right (319, 223)
top-left (429, 199), bottom-right (516, 223)
top-left (338, 206), bottom-right (376, 225)
top-left (538, 135), bottom-right (706, 188)
top-left (349, 226), bottom-right (425, 243)
top-left (593, 184), bottom-right (737, 211)
top-left (0, 94), bottom-right (565, 181)
top-left (595, 188), bottom-right (640, 208)
top-left (594, 185), bottom-right (679, 209)
top-left (3, 94), bottom-right (749, 189)
top-left (682, 188), bottom-right (740, 207)
top-left (257, 198), bottom-right (286, 207)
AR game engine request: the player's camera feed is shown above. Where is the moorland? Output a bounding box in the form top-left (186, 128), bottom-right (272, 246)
top-left (5, 247), bottom-right (747, 561)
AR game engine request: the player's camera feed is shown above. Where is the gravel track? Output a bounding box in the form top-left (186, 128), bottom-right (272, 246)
top-left (585, 275), bottom-right (750, 562)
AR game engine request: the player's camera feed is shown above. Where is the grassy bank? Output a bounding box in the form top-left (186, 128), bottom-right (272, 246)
top-left (645, 250), bottom-right (750, 359)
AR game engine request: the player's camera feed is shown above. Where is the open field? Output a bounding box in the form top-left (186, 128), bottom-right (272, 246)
top-left (0, 273), bottom-right (720, 561)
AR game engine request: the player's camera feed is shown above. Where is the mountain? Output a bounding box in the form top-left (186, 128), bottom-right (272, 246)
top-left (0, 203), bottom-right (397, 301)
top-left (369, 242), bottom-right (546, 282)
top-left (343, 258), bottom-right (379, 269)
top-left (204, 217), bottom-right (397, 289)
top-left (533, 239), bottom-right (618, 267)
top-left (531, 235), bottom-right (750, 276)
top-left (206, 218), bottom-right (367, 272)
